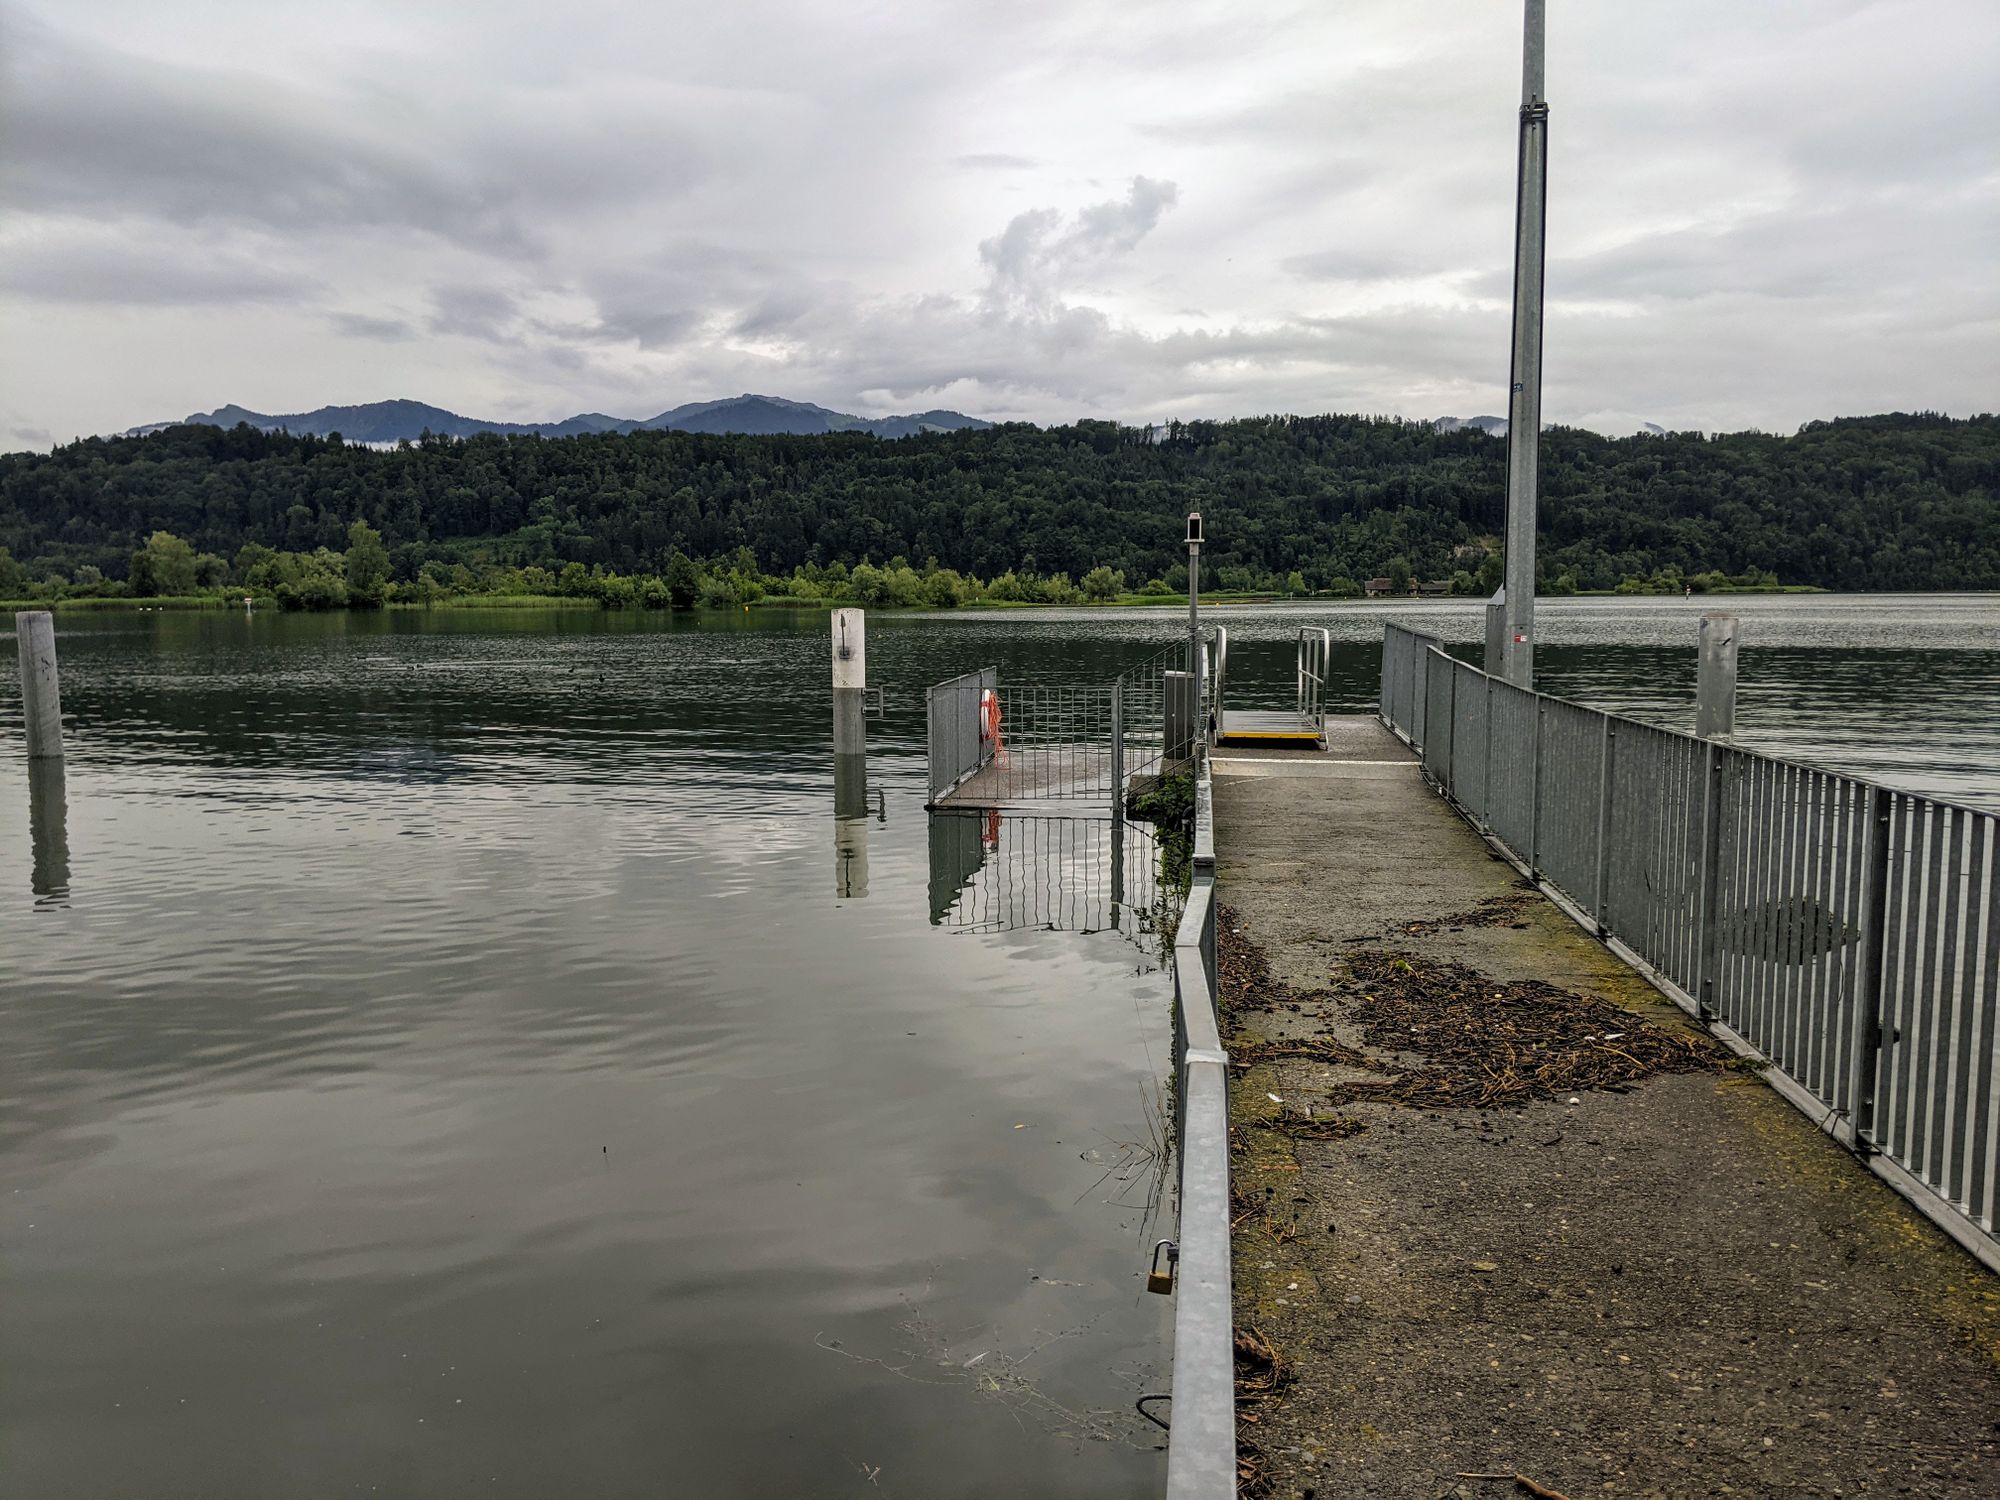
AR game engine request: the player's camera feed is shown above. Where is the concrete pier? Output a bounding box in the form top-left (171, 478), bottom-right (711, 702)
top-left (1213, 717), bottom-right (2000, 1498)
top-left (14, 610), bottom-right (63, 758)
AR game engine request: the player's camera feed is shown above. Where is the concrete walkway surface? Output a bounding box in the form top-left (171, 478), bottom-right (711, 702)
top-left (1216, 716), bottom-right (2000, 1499)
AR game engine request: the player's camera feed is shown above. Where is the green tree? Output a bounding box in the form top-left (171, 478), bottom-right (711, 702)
top-left (1081, 565), bottom-right (1125, 600)
top-left (344, 521), bottom-right (390, 606)
top-left (130, 530), bottom-right (198, 596)
top-left (664, 550), bottom-right (702, 609)
top-left (1385, 556), bottom-right (1413, 593)
top-left (0, 545), bottom-right (22, 596)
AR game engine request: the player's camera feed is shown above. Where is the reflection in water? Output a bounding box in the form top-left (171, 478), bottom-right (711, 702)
top-left (26, 757), bottom-right (68, 903)
top-left (928, 810), bottom-right (1174, 944)
top-left (833, 749), bottom-right (876, 898)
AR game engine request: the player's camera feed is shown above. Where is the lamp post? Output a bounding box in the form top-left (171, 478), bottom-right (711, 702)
top-left (1186, 511), bottom-right (1204, 736)
top-left (1500, 0), bottom-right (1548, 689)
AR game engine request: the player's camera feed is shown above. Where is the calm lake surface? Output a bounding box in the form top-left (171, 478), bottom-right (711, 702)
top-left (2, 592), bottom-right (1995, 1497)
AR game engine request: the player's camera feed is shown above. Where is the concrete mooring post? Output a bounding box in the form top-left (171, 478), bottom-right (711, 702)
top-left (832, 607), bottom-right (866, 756)
top-left (14, 610), bottom-right (63, 759)
top-left (1695, 611), bottom-right (1740, 739)
top-left (831, 608), bottom-right (869, 897)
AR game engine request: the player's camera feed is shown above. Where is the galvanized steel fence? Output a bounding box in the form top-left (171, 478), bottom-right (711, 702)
top-left (926, 666), bottom-right (997, 802)
top-left (1118, 638), bottom-right (1210, 789)
top-left (1380, 624), bottom-right (2000, 1269)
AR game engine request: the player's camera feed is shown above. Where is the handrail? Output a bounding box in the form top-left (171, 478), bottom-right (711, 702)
top-left (1210, 626), bottom-right (1228, 739)
top-left (1377, 622), bottom-right (2000, 1273)
top-left (1296, 626), bottom-right (1330, 730)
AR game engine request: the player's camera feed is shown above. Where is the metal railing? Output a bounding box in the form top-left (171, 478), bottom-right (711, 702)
top-left (1117, 638), bottom-right (1211, 789)
top-left (926, 666), bottom-right (998, 802)
top-left (1380, 623), bottom-right (2000, 1270)
top-left (1296, 627), bottom-right (1331, 731)
top-left (1164, 752), bottom-right (1235, 1498)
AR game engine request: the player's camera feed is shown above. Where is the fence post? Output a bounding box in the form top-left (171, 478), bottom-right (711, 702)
top-left (1110, 679), bottom-right (1125, 809)
top-left (1846, 785), bottom-right (1893, 1154)
top-left (1444, 654), bottom-right (1458, 797)
top-left (1592, 718), bottom-right (1616, 933)
top-left (1528, 697), bottom-right (1545, 874)
top-left (1482, 675), bottom-right (1495, 831)
top-left (1694, 741), bottom-right (1727, 1021)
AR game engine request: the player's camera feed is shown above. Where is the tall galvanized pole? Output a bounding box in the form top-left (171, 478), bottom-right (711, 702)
top-left (1186, 511), bottom-right (1204, 749)
top-left (1501, 0), bottom-right (1549, 689)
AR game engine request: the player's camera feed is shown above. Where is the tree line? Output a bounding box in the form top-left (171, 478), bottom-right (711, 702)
top-left (1, 410), bottom-right (1993, 607)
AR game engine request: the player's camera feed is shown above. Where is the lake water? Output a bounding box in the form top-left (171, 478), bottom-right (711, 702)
top-left (2, 592), bottom-right (1995, 1497)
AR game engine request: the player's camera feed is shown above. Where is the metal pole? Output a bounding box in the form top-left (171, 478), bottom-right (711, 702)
top-left (1528, 697), bottom-right (1545, 874)
top-left (1847, 785), bottom-right (1894, 1153)
top-left (1186, 520), bottom-right (1203, 745)
top-left (1500, 0), bottom-right (1548, 690)
top-left (14, 610), bottom-right (63, 759)
top-left (1592, 718), bottom-right (1616, 933)
top-left (1694, 742), bottom-right (1728, 1020)
top-left (1696, 612), bottom-right (1741, 739)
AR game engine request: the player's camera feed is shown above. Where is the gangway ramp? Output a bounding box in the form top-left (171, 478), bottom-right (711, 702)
top-left (1211, 626), bottom-right (1331, 749)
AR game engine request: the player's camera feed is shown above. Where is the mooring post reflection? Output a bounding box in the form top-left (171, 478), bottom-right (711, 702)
top-left (27, 755), bottom-right (70, 901)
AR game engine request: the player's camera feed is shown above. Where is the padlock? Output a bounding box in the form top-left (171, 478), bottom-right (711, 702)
top-left (1146, 1239), bottom-right (1177, 1295)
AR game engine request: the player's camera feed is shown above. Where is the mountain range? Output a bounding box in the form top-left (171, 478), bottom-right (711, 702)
top-left (124, 393), bottom-right (993, 443)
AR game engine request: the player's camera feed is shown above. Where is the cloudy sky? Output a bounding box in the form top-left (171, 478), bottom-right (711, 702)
top-left (2, 0), bottom-right (1995, 449)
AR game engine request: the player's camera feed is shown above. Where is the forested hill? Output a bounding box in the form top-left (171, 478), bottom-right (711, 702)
top-left (3, 411), bottom-right (1995, 594)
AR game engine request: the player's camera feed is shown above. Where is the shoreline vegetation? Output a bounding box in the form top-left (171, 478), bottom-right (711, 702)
top-left (2, 412), bottom-right (1991, 612)
top-left (2, 523), bottom-right (1813, 617)
top-left (2, 580), bottom-right (1833, 616)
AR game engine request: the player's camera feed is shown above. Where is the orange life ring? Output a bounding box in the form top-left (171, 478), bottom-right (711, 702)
top-left (979, 688), bottom-right (1004, 751)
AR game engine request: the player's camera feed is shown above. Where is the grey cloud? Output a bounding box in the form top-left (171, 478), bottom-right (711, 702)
top-left (979, 176), bottom-right (1179, 305)
top-left (329, 312), bottom-right (416, 341)
top-left (0, 224), bottom-right (316, 305)
top-left (1284, 249), bottom-right (1467, 284)
top-left (1, 31), bottom-right (530, 254)
top-left (0, 19), bottom-right (720, 262)
top-left (956, 154), bottom-right (1038, 171)
top-left (428, 286), bottom-right (521, 341)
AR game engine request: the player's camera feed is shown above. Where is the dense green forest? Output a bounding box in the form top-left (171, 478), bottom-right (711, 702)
top-left (1, 411), bottom-right (1994, 607)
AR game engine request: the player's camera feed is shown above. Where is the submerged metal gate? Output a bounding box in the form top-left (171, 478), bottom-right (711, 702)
top-left (1380, 622), bottom-right (2000, 1269)
top-left (926, 641), bottom-right (1211, 810)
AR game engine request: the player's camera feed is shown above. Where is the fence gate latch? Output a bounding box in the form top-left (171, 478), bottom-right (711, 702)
top-left (1146, 1239), bottom-right (1178, 1294)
